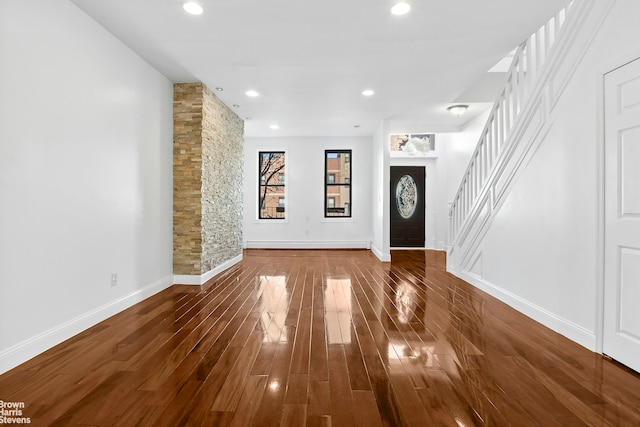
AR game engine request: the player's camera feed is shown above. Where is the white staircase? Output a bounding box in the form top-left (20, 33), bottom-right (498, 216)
top-left (447, 0), bottom-right (601, 270)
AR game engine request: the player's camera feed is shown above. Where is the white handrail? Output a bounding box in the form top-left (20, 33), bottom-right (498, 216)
top-left (448, 1), bottom-right (576, 245)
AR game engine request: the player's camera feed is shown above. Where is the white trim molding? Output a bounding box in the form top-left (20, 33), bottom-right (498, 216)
top-left (458, 269), bottom-right (596, 351)
top-left (0, 275), bottom-right (174, 375)
top-left (244, 240), bottom-right (370, 250)
top-left (173, 253), bottom-right (243, 285)
top-left (371, 244), bottom-right (391, 262)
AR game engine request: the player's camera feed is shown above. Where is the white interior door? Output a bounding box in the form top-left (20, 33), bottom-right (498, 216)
top-left (603, 57), bottom-right (640, 372)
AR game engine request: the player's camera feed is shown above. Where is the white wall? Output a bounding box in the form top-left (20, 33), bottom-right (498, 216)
top-left (450, 0), bottom-right (640, 350)
top-left (243, 121), bottom-right (483, 259)
top-left (0, 0), bottom-right (174, 373)
top-left (371, 122), bottom-right (389, 260)
top-left (243, 137), bottom-right (373, 248)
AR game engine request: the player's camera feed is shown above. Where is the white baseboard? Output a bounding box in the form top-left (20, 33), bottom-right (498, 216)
top-left (458, 270), bottom-right (596, 351)
top-left (371, 244), bottom-right (391, 262)
top-left (436, 241), bottom-right (447, 251)
top-left (244, 240), bottom-right (370, 250)
top-left (0, 274), bottom-right (174, 375)
top-left (173, 253), bottom-right (243, 285)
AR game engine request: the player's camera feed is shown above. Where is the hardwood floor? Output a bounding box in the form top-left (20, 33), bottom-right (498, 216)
top-left (2, 249), bottom-right (640, 426)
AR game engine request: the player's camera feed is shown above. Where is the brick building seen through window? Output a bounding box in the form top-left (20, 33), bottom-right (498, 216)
top-left (325, 150), bottom-right (351, 217)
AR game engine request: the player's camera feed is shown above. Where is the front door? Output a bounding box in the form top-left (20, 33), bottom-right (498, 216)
top-left (603, 57), bottom-right (640, 373)
top-left (390, 166), bottom-right (425, 247)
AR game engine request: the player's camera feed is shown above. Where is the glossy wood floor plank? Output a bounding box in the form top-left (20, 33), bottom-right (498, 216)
top-left (2, 249), bottom-right (640, 426)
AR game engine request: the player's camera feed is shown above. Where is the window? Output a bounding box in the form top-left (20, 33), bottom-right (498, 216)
top-left (325, 150), bottom-right (351, 217)
top-left (259, 151), bottom-right (286, 219)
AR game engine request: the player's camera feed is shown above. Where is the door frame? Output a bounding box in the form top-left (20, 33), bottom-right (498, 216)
top-left (596, 50), bottom-right (640, 354)
top-left (388, 157), bottom-right (439, 251)
top-left (389, 166), bottom-right (426, 248)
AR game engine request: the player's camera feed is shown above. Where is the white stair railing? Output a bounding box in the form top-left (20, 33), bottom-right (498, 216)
top-left (448, 1), bottom-right (579, 246)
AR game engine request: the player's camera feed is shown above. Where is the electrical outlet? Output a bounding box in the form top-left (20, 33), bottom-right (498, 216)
top-left (111, 273), bottom-right (118, 287)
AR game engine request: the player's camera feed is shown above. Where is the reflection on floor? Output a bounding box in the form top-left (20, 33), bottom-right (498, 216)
top-left (1, 249), bottom-right (640, 426)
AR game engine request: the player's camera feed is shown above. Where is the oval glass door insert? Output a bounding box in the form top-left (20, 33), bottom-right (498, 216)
top-left (396, 174), bottom-right (418, 219)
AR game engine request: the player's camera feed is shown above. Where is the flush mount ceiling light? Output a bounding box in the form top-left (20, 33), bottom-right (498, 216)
top-left (362, 89), bottom-right (375, 96)
top-left (183, 2), bottom-right (204, 15)
top-left (447, 104), bottom-right (469, 116)
top-left (246, 90), bottom-right (260, 97)
top-left (391, 2), bottom-right (411, 16)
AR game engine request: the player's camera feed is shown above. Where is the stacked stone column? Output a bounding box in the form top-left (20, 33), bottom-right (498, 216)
top-left (173, 83), bottom-right (243, 277)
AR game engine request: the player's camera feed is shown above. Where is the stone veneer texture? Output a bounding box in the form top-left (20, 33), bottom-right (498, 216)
top-left (173, 83), bottom-right (244, 276)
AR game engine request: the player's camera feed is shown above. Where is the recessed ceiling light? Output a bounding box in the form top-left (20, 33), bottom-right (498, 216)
top-left (270, 124), bottom-right (279, 130)
top-left (354, 125), bottom-right (361, 128)
top-left (246, 90), bottom-right (260, 97)
top-left (391, 2), bottom-right (411, 15)
top-left (245, 117), bottom-right (252, 121)
top-left (215, 87), bottom-right (223, 91)
top-left (183, 2), bottom-right (204, 15)
top-left (232, 104), bottom-right (240, 108)
top-left (362, 89), bottom-right (375, 96)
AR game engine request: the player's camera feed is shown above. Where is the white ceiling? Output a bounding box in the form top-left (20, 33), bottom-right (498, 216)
top-left (69, 0), bottom-right (570, 138)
